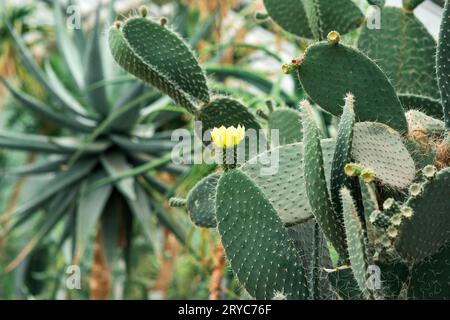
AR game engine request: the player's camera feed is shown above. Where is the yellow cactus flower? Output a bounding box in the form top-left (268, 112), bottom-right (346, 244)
top-left (211, 125), bottom-right (245, 149)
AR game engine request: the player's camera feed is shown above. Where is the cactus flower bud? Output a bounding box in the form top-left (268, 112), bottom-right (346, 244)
top-left (327, 31), bottom-right (340, 44)
top-left (139, 6), bottom-right (148, 18)
top-left (160, 16), bottom-right (168, 26)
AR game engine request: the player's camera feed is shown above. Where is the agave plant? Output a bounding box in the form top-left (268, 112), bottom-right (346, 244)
top-left (0, 1), bottom-right (190, 297)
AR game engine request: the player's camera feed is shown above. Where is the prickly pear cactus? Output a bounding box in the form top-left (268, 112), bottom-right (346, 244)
top-left (113, 1), bottom-right (450, 300)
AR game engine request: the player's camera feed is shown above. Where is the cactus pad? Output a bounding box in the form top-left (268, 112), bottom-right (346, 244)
top-left (240, 139), bottom-right (335, 226)
top-left (297, 42), bottom-right (408, 133)
top-left (437, 0), bottom-right (450, 128)
top-left (406, 110), bottom-right (445, 135)
top-left (330, 94), bottom-right (355, 216)
top-left (301, 103), bottom-right (348, 260)
top-left (186, 172), bottom-right (220, 228)
top-left (352, 122), bottom-right (415, 188)
top-left (358, 7), bottom-right (439, 99)
top-left (216, 170), bottom-right (310, 299)
top-left (302, 0), bottom-right (364, 40)
top-left (109, 17), bottom-right (209, 113)
top-left (396, 168), bottom-right (450, 262)
top-left (268, 108), bottom-right (303, 145)
top-left (399, 94), bottom-right (444, 120)
top-left (263, 0), bottom-right (314, 39)
top-left (341, 188), bottom-right (371, 299)
top-left (198, 97), bottom-right (261, 141)
top-left (408, 243), bottom-right (450, 299)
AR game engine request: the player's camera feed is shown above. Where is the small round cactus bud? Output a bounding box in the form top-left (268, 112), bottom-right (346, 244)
top-left (390, 213), bottom-right (403, 226)
top-left (264, 99), bottom-right (275, 112)
top-left (160, 16), bottom-right (168, 26)
top-left (409, 183), bottom-right (423, 197)
top-left (168, 197), bottom-right (186, 208)
top-left (383, 198), bottom-right (400, 216)
top-left (139, 6), bottom-right (148, 17)
top-left (422, 165), bottom-right (437, 179)
top-left (282, 57), bottom-right (302, 74)
top-left (387, 225), bottom-right (398, 239)
top-left (114, 20), bottom-right (122, 29)
top-left (371, 210), bottom-right (391, 229)
top-left (400, 205), bottom-right (414, 219)
top-left (361, 168), bottom-right (375, 183)
top-left (327, 31), bottom-right (341, 45)
top-left (255, 12), bottom-right (269, 20)
top-left (256, 109), bottom-right (269, 120)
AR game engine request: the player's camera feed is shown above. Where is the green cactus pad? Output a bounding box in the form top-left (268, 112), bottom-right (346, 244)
top-left (109, 26), bottom-right (196, 113)
top-left (216, 170), bottom-right (310, 299)
top-left (325, 266), bottom-right (364, 300)
top-left (263, 0), bottom-right (314, 39)
top-left (378, 262), bottom-right (409, 300)
top-left (302, 0), bottom-right (364, 40)
top-left (186, 172), bottom-right (220, 228)
top-left (109, 17), bottom-right (209, 113)
top-left (357, 7), bottom-right (439, 99)
top-left (403, 0), bottom-right (425, 11)
top-left (301, 103), bottom-right (348, 260)
top-left (341, 188), bottom-right (371, 299)
top-left (359, 180), bottom-right (379, 246)
top-left (330, 94), bottom-right (355, 216)
top-left (408, 243), bottom-right (450, 299)
top-left (406, 110), bottom-right (445, 135)
top-left (398, 94), bottom-right (444, 120)
top-left (396, 168), bottom-right (450, 262)
top-left (437, 0), bottom-right (450, 129)
top-left (198, 97), bottom-right (261, 140)
top-left (122, 17), bottom-right (209, 103)
top-left (240, 139), bottom-right (335, 226)
top-left (268, 108), bottom-right (303, 145)
top-left (287, 221), bottom-right (334, 299)
top-left (352, 122), bottom-right (415, 188)
top-left (297, 42), bottom-right (408, 133)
